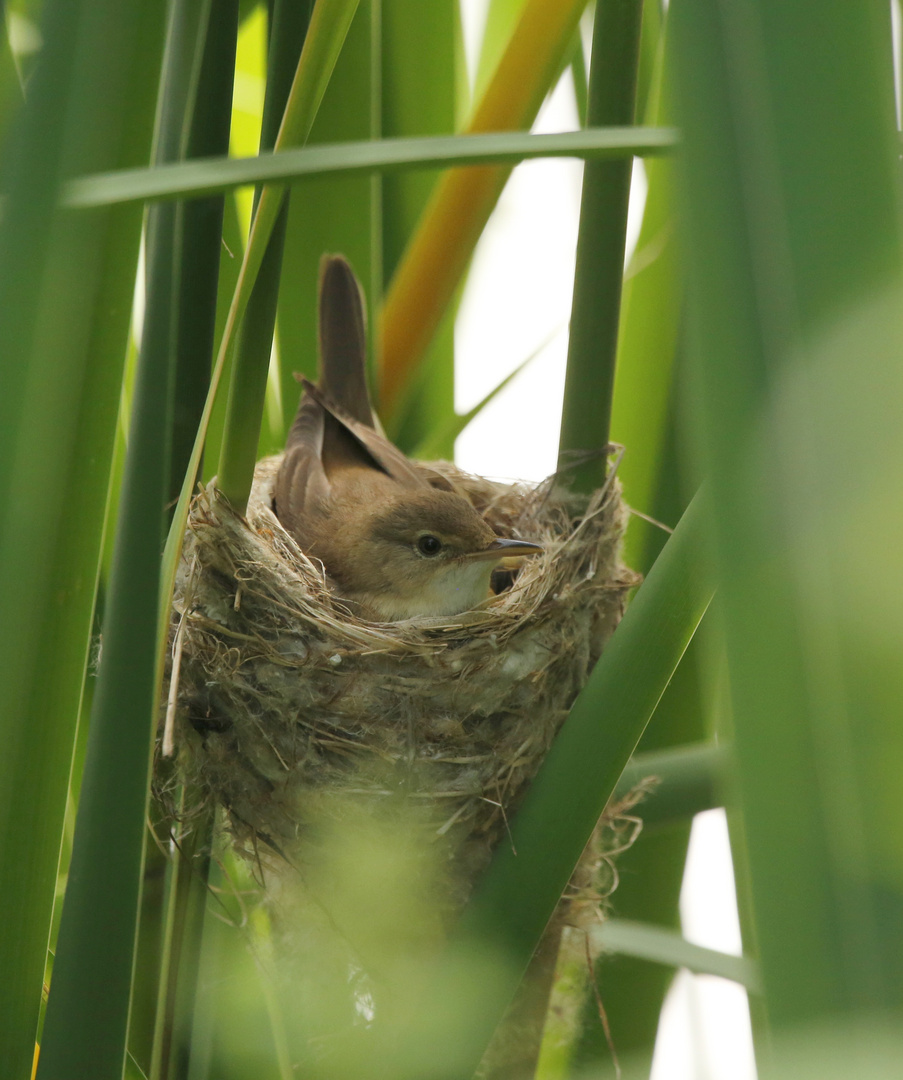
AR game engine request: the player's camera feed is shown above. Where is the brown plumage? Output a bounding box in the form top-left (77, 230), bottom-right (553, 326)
top-left (273, 255), bottom-right (541, 621)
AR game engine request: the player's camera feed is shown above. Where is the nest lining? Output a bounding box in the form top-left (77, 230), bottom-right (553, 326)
top-left (164, 454), bottom-right (639, 915)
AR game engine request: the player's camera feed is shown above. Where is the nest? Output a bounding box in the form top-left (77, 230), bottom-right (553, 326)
top-left (162, 454), bottom-right (639, 919)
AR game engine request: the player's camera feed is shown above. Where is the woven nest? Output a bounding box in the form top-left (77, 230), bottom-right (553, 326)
top-left (162, 454), bottom-right (639, 919)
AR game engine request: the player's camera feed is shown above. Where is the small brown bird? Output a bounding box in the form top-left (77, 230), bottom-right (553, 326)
top-left (274, 255), bottom-right (542, 621)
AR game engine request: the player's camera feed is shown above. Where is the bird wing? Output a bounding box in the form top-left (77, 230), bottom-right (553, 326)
top-left (274, 394), bottom-right (332, 544)
top-left (299, 379), bottom-right (427, 490)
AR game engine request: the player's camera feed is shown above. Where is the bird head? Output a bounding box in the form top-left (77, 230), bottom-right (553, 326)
top-left (335, 488), bottom-right (542, 620)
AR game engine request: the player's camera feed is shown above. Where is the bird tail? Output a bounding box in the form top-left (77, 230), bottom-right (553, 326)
top-left (317, 254), bottom-right (375, 428)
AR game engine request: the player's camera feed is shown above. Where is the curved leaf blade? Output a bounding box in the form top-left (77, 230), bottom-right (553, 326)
top-left (65, 127), bottom-right (678, 208)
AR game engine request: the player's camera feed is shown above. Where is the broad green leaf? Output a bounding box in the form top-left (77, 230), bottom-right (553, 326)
top-left (230, 0), bottom-right (266, 229)
top-left (35, 2), bottom-right (209, 1076)
top-left (671, 0), bottom-right (903, 1046)
top-left (0, 9), bottom-right (23, 145)
top-left (0, 3), bottom-right (165, 1076)
top-left (380, 0), bottom-right (457, 451)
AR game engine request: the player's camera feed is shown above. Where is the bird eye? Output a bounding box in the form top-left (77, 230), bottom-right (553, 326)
top-left (416, 534), bottom-right (443, 557)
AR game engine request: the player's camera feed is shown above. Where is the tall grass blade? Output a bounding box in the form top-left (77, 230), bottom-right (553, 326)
top-left (146, 1), bottom-right (207, 517)
top-left (558, 0), bottom-right (644, 494)
top-left (274, 0), bottom-right (377, 445)
top-left (35, 17), bottom-right (184, 1079)
top-left (203, 0), bottom-right (358, 514)
top-left (168, 0), bottom-right (241, 506)
top-left (122, 6), bottom-right (222, 1070)
top-left (575, 640), bottom-right (709, 1077)
top-left (633, 0), bottom-right (662, 132)
top-left (149, 809), bottom-right (214, 1080)
top-left (201, 193), bottom-right (246, 483)
top-left (609, 59), bottom-right (680, 570)
top-left (216, 0), bottom-right (313, 511)
top-left (578, 25), bottom-right (707, 1070)
top-left (570, 27), bottom-right (588, 125)
top-left (133, 6), bottom-right (240, 1076)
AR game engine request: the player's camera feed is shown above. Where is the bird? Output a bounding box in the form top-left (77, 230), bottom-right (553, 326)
top-left (273, 254), bottom-right (542, 621)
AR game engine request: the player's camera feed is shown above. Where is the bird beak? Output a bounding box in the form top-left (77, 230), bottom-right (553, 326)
top-left (467, 537), bottom-right (544, 562)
